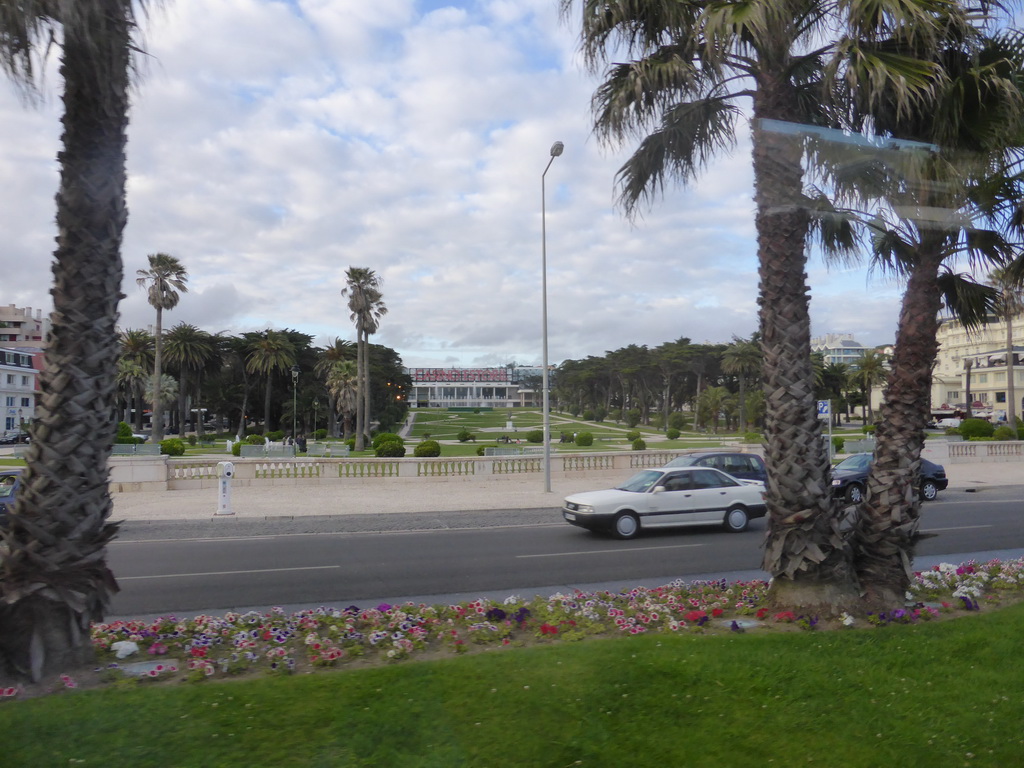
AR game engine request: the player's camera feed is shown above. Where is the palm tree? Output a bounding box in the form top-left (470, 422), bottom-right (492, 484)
top-left (721, 339), bottom-right (762, 434)
top-left (245, 330), bottom-right (296, 434)
top-left (119, 328), bottom-right (154, 431)
top-left (0, 0), bottom-right (140, 681)
top-left (115, 358), bottom-right (145, 424)
top-left (851, 350), bottom-right (888, 425)
top-left (136, 253), bottom-right (188, 442)
top-left (342, 268), bottom-right (387, 450)
top-left (163, 323), bottom-right (218, 437)
top-left (315, 338), bottom-right (356, 437)
top-left (327, 360), bottom-right (359, 439)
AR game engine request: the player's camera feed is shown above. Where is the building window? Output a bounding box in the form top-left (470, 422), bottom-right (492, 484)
top-left (4, 418), bottom-right (13, 431)
top-left (997, 392), bottom-right (1007, 403)
top-left (978, 374), bottom-right (988, 384)
top-left (5, 375), bottom-right (13, 385)
top-left (20, 397), bottom-right (30, 407)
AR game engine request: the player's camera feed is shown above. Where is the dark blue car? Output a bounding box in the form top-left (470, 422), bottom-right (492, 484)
top-left (831, 453), bottom-right (948, 504)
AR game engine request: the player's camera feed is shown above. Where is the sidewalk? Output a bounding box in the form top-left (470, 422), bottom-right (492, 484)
top-left (109, 461), bottom-right (1024, 522)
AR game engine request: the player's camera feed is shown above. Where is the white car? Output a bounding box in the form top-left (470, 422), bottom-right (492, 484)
top-left (561, 467), bottom-right (767, 539)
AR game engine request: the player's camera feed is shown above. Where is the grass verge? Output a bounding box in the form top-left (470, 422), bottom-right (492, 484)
top-left (2, 602), bottom-right (1023, 767)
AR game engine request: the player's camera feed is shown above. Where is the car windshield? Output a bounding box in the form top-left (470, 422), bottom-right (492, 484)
top-left (615, 471), bottom-right (664, 493)
top-left (835, 454), bottom-right (871, 472)
top-left (665, 456), bottom-right (698, 467)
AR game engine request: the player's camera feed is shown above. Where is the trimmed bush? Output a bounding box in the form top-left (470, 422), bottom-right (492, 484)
top-left (831, 436), bottom-right (845, 454)
top-left (375, 441), bottom-right (406, 457)
top-left (632, 438), bottom-right (646, 451)
top-left (668, 412), bottom-right (686, 431)
top-left (960, 418), bottom-right (995, 440)
top-left (574, 431), bottom-right (594, 447)
top-left (160, 438), bottom-right (185, 456)
top-left (414, 440), bottom-right (441, 457)
top-left (862, 424), bottom-right (876, 434)
top-left (187, 435), bottom-right (198, 446)
top-left (608, 409), bottom-right (622, 423)
top-left (457, 428), bottom-right (475, 443)
top-left (743, 432), bottom-right (762, 444)
top-left (476, 445), bottom-right (487, 456)
top-left (665, 428), bottom-right (680, 440)
top-left (231, 441), bottom-right (242, 456)
top-left (267, 430), bottom-right (285, 442)
top-left (993, 425), bottom-right (1016, 441)
top-left (313, 429), bottom-right (328, 440)
top-left (594, 406), bottom-right (607, 422)
top-left (246, 434), bottom-right (266, 445)
top-left (372, 432), bottom-right (404, 449)
top-left (582, 410), bottom-right (595, 422)
top-left (525, 429), bottom-right (544, 443)
top-left (625, 409), bottom-right (641, 428)
top-left (626, 429), bottom-right (641, 442)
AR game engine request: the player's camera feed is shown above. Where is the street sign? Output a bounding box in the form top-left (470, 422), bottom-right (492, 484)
top-left (817, 400), bottom-right (830, 419)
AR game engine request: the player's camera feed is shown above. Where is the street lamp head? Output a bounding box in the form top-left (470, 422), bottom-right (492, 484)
top-left (291, 364), bottom-right (300, 382)
top-left (550, 141), bottom-right (564, 158)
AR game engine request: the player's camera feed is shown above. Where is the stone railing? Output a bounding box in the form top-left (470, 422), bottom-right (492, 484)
top-left (109, 446), bottom-right (760, 492)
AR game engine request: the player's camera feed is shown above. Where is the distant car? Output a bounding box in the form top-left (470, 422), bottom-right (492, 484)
top-left (831, 453), bottom-right (948, 504)
top-left (561, 467), bottom-right (767, 539)
top-left (664, 451), bottom-right (767, 483)
top-left (0, 468), bottom-right (21, 527)
top-left (0, 431), bottom-right (29, 445)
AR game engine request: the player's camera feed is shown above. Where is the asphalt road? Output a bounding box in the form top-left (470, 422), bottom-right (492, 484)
top-left (105, 487), bottom-right (1024, 619)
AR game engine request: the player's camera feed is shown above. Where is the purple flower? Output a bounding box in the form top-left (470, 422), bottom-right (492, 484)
top-left (485, 608), bottom-right (507, 621)
top-left (377, 603), bottom-right (392, 612)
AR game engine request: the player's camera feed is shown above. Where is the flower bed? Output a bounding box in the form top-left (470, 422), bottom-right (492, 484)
top-left (8, 557), bottom-right (1024, 697)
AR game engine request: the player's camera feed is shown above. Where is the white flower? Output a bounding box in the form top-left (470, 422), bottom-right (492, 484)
top-left (111, 641), bottom-right (139, 659)
top-left (840, 613), bottom-right (855, 627)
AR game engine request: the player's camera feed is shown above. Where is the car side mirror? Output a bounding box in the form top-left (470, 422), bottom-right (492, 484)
top-left (653, 485), bottom-right (666, 494)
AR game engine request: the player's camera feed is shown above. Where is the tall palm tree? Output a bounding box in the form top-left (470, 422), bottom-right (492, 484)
top-left (119, 328), bottom-right (154, 431)
top-left (245, 330), bottom-right (296, 434)
top-left (163, 323), bottom-right (218, 437)
top-left (136, 253), bottom-right (188, 442)
top-left (851, 350), bottom-right (889, 425)
top-left (829, 17), bottom-right (1024, 605)
top-left (115, 357), bottom-right (145, 424)
top-left (721, 339), bottom-right (762, 434)
top-left (0, 0), bottom-right (140, 681)
top-left (342, 268), bottom-right (387, 450)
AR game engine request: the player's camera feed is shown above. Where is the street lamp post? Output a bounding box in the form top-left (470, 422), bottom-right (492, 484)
top-left (290, 364), bottom-right (300, 445)
top-left (542, 140), bottom-right (564, 493)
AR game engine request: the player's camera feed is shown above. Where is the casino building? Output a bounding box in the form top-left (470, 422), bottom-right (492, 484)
top-left (407, 366), bottom-right (546, 409)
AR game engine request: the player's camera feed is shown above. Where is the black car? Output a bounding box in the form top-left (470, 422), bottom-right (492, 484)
top-left (831, 453), bottom-right (948, 504)
top-left (664, 451), bottom-right (768, 484)
top-left (0, 469), bottom-right (21, 526)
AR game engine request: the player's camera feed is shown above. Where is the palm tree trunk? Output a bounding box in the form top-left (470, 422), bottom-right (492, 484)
top-left (0, 0), bottom-right (129, 682)
top-left (1006, 317), bottom-right (1016, 434)
top-left (263, 374), bottom-right (273, 434)
top-left (354, 331), bottom-right (365, 450)
top-left (362, 330), bottom-right (372, 439)
top-left (151, 305), bottom-right (163, 442)
top-left (856, 238), bottom-right (946, 608)
top-left (752, 94), bottom-right (855, 609)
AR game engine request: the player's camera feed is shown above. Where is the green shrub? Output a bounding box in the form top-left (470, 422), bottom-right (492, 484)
top-left (625, 409), bottom-right (641, 428)
top-left (594, 406), bottom-right (607, 422)
top-left (608, 409), bottom-right (622, 422)
top-left (574, 431), bottom-right (594, 447)
top-left (665, 428), bottom-right (680, 440)
top-left (945, 427), bottom-right (962, 437)
top-left (346, 438), bottom-right (356, 451)
top-left (831, 436), bottom-right (845, 454)
top-left (116, 421), bottom-right (133, 438)
top-left (582, 409), bottom-right (595, 422)
top-left (372, 432), bottom-right (404, 449)
top-left (476, 445), bottom-right (487, 456)
top-left (246, 434), bottom-right (265, 445)
top-left (414, 440), bottom-right (441, 457)
top-left (231, 441), bottom-right (242, 457)
top-left (862, 425), bottom-right (876, 435)
top-left (314, 429), bottom-right (328, 440)
top-left (375, 441), bottom-right (406, 457)
top-left (743, 432), bottom-right (762, 443)
top-left (626, 429), bottom-right (641, 442)
top-left (457, 428), bottom-right (474, 443)
top-left (525, 429), bottom-right (544, 443)
top-left (160, 438), bottom-right (185, 456)
top-left (187, 435), bottom-right (198, 446)
top-left (960, 418), bottom-right (995, 440)
top-left (968, 436), bottom-right (995, 441)
top-left (1018, 426), bottom-right (1024, 440)
top-left (668, 412), bottom-right (686, 431)
top-left (993, 425), bottom-right (1016, 441)
top-left (267, 430), bottom-right (285, 442)
top-left (632, 438), bottom-right (646, 451)
top-left (113, 421), bottom-right (144, 444)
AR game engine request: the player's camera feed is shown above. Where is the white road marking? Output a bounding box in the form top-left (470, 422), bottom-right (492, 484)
top-left (118, 565), bottom-right (341, 580)
top-left (517, 543), bottom-right (704, 558)
top-left (922, 525), bottom-right (993, 533)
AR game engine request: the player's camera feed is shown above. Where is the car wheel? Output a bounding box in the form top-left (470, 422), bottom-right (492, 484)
top-left (920, 479), bottom-right (939, 501)
top-left (845, 483), bottom-right (864, 505)
top-left (613, 512), bottom-right (640, 540)
top-left (723, 506), bottom-right (749, 533)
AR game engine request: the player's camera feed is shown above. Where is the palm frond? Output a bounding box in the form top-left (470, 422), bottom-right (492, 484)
top-left (936, 268), bottom-right (999, 331)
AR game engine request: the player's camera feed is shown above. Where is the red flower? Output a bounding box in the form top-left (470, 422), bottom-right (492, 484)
top-left (756, 608), bottom-right (769, 619)
top-left (711, 608), bottom-right (724, 618)
top-left (189, 647), bottom-right (207, 658)
top-left (685, 610), bottom-right (707, 622)
top-left (540, 623), bottom-right (559, 635)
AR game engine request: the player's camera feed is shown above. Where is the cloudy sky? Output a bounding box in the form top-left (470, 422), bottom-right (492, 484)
top-left (0, 0), bottom-right (915, 368)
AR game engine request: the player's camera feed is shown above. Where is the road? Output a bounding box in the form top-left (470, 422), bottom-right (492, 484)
top-left (106, 489), bottom-right (1024, 619)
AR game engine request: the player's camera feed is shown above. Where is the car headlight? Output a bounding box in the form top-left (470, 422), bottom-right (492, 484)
top-left (831, 479), bottom-right (841, 486)
top-left (576, 505), bottom-right (595, 514)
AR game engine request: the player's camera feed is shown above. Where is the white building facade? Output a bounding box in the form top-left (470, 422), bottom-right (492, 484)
top-left (0, 347), bottom-right (38, 432)
top-left (0, 305), bottom-right (49, 349)
top-left (810, 333), bottom-right (869, 366)
top-left (408, 367), bottom-right (541, 409)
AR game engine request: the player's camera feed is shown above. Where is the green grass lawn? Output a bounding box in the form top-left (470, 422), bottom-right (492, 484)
top-left (3, 603), bottom-right (1023, 767)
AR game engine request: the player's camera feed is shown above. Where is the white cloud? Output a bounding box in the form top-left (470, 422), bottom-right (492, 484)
top-left (0, 0), bottom-right (909, 370)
